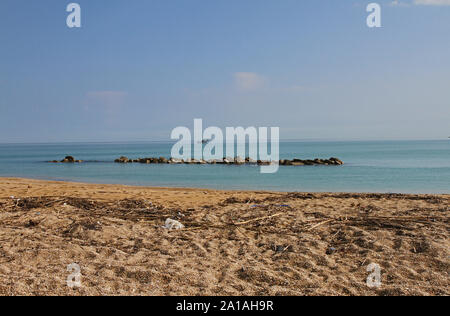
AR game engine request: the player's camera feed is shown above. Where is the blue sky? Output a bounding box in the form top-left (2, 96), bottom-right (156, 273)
top-left (0, 0), bottom-right (449, 142)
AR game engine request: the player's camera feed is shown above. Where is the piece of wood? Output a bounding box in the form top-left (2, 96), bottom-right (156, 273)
top-left (307, 219), bottom-right (334, 231)
top-left (234, 213), bottom-right (284, 226)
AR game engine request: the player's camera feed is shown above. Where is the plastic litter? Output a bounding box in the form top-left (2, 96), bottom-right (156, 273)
top-left (326, 247), bottom-right (337, 255)
top-left (164, 218), bottom-right (184, 230)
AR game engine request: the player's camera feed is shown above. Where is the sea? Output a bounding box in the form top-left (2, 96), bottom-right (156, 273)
top-left (0, 140), bottom-right (448, 194)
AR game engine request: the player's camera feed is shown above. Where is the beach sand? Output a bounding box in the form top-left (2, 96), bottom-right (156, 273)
top-left (0, 177), bottom-right (448, 296)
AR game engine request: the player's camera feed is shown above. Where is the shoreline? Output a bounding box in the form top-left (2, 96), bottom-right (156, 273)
top-left (1, 177), bottom-right (449, 196)
top-left (0, 177), bottom-right (448, 295)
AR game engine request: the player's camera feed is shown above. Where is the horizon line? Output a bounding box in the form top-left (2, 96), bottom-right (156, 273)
top-left (0, 137), bottom-right (447, 145)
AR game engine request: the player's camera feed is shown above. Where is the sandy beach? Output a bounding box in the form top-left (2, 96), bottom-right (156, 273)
top-left (0, 177), bottom-right (448, 296)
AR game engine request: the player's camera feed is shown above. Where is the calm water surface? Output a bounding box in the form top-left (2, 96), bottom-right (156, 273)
top-left (0, 140), bottom-right (448, 193)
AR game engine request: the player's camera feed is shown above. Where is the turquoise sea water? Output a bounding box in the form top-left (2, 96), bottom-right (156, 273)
top-left (0, 140), bottom-right (449, 193)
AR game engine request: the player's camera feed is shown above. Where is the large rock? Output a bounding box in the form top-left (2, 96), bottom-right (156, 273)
top-left (158, 157), bottom-right (168, 163)
top-left (114, 156), bottom-right (129, 163)
top-left (223, 158), bottom-right (233, 164)
top-left (279, 158), bottom-right (344, 166)
top-left (169, 158), bottom-right (183, 164)
top-left (235, 157), bottom-right (245, 165)
top-left (137, 158), bottom-right (149, 164)
top-left (62, 156), bottom-right (75, 163)
top-left (329, 157), bottom-right (344, 165)
top-left (58, 156), bottom-right (83, 163)
top-left (49, 156), bottom-right (82, 163)
top-left (314, 159), bottom-right (326, 165)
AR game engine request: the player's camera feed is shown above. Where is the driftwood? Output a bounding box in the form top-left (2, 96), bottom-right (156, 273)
top-left (307, 219), bottom-right (334, 231)
top-left (234, 213), bottom-right (284, 226)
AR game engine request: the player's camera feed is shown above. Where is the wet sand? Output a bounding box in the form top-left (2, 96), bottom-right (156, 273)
top-left (0, 178), bottom-right (448, 296)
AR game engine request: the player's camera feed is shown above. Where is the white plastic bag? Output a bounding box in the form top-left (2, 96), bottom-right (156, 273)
top-left (164, 218), bottom-right (184, 230)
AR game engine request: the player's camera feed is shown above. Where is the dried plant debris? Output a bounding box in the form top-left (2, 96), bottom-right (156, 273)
top-left (0, 186), bottom-right (448, 296)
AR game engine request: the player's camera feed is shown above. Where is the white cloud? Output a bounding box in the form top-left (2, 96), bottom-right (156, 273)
top-left (234, 72), bottom-right (266, 91)
top-left (414, 0), bottom-right (450, 5)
